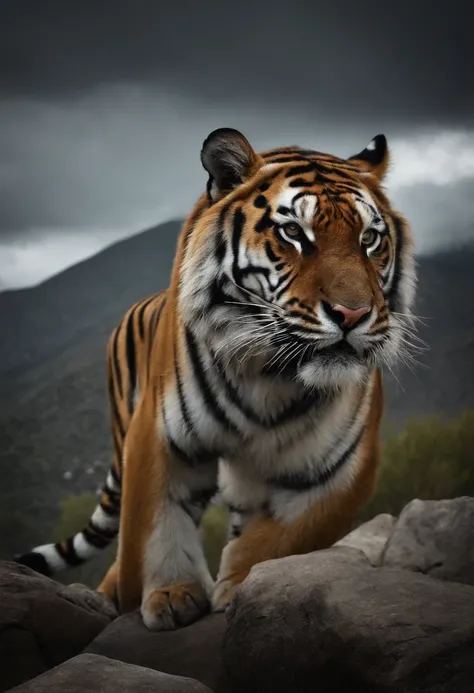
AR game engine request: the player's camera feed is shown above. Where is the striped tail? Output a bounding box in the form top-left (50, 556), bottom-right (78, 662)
top-left (15, 465), bottom-right (122, 578)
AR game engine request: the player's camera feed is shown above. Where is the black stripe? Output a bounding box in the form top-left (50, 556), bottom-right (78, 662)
top-left (111, 430), bottom-right (121, 464)
top-left (112, 328), bottom-right (123, 398)
top-left (285, 297), bottom-right (314, 313)
top-left (275, 271), bottom-right (298, 301)
top-left (211, 350), bottom-right (329, 427)
top-left (286, 310), bottom-right (321, 327)
top-left (268, 424), bottom-right (365, 491)
top-left (262, 147), bottom-right (321, 158)
top-left (162, 397), bottom-right (216, 466)
top-left (227, 503), bottom-right (251, 514)
top-left (255, 207), bottom-right (275, 233)
top-left (125, 307), bottom-right (137, 414)
top-left (88, 518), bottom-right (118, 539)
top-left (137, 295), bottom-right (156, 341)
top-left (100, 501), bottom-right (120, 517)
top-left (109, 464), bottom-right (121, 486)
top-left (174, 349), bottom-right (196, 436)
top-left (180, 484), bottom-right (219, 523)
top-left (166, 430), bottom-right (212, 467)
top-left (55, 538), bottom-right (85, 567)
top-left (185, 327), bottom-right (240, 433)
top-left (188, 485), bottom-right (218, 507)
top-left (108, 373), bottom-right (126, 440)
top-left (240, 265), bottom-right (271, 281)
top-left (273, 269), bottom-right (293, 290)
top-left (388, 215), bottom-right (404, 311)
top-left (291, 190), bottom-right (315, 206)
top-left (208, 277), bottom-right (236, 310)
top-left (179, 501), bottom-right (202, 526)
top-left (147, 295), bottom-right (167, 368)
top-left (265, 241), bottom-right (281, 263)
top-left (172, 332), bottom-right (220, 465)
top-left (289, 177), bottom-right (313, 188)
top-left (214, 203), bottom-right (231, 264)
top-left (269, 155), bottom-right (314, 164)
top-left (83, 527), bottom-right (115, 549)
top-left (102, 482), bottom-right (121, 504)
top-left (319, 162), bottom-right (357, 180)
top-left (285, 163), bottom-right (317, 178)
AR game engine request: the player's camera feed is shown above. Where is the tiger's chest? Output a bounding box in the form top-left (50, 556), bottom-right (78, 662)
top-left (163, 364), bottom-right (370, 478)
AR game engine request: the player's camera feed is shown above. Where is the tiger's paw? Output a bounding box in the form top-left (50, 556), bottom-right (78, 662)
top-left (211, 574), bottom-right (246, 612)
top-left (141, 581), bottom-right (210, 630)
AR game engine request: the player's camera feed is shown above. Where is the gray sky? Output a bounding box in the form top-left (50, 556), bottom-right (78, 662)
top-left (1, 0), bottom-right (473, 289)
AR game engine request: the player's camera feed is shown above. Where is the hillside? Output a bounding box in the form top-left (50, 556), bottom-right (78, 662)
top-left (1, 222), bottom-right (473, 563)
top-left (0, 220), bottom-right (182, 385)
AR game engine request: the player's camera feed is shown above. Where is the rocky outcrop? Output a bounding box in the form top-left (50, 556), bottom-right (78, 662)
top-left (334, 512), bottom-right (396, 565)
top-left (220, 546), bottom-right (474, 692)
top-left (3, 496), bottom-right (474, 692)
top-left (0, 562), bottom-right (116, 693)
top-left (381, 497), bottom-right (474, 584)
top-left (85, 612), bottom-right (226, 691)
top-left (7, 653), bottom-right (212, 692)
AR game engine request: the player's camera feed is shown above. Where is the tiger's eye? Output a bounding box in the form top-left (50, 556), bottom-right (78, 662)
top-left (361, 228), bottom-right (378, 246)
top-left (283, 222), bottom-right (302, 237)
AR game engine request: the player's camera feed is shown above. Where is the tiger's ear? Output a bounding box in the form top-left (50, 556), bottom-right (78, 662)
top-left (348, 134), bottom-right (390, 183)
top-left (201, 128), bottom-right (259, 202)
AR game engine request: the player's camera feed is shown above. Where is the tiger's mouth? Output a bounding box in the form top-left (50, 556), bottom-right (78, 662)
top-left (262, 336), bottom-right (363, 378)
top-left (316, 340), bottom-right (359, 358)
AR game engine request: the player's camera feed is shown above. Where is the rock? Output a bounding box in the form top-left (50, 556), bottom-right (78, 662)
top-left (85, 611), bottom-right (225, 691)
top-left (382, 497), bottom-right (474, 585)
top-left (0, 561), bottom-right (117, 693)
top-left (221, 545), bottom-right (474, 693)
top-left (7, 653), bottom-right (213, 692)
top-left (334, 513), bottom-right (396, 565)
top-left (66, 582), bottom-right (118, 618)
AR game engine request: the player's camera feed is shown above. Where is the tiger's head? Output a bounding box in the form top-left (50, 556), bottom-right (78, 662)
top-left (179, 128), bottom-right (416, 389)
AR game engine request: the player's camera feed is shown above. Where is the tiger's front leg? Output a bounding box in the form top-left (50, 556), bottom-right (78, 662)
top-left (117, 399), bottom-right (217, 630)
top-left (212, 439), bottom-right (380, 612)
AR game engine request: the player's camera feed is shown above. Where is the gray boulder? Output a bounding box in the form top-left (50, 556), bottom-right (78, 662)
top-left (221, 546), bottom-right (474, 693)
top-left (0, 561), bottom-right (116, 692)
top-left (335, 513), bottom-right (396, 565)
top-left (382, 496), bottom-right (474, 585)
top-left (7, 653), bottom-right (212, 692)
top-left (85, 611), bottom-right (226, 691)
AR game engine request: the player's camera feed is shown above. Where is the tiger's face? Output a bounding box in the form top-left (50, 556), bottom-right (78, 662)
top-left (181, 129), bottom-right (416, 389)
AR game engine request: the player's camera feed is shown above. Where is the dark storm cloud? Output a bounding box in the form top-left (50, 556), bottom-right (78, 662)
top-left (0, 0), bottom-right (473, 289)
top-left (1, 0), bottom-right (473, 128)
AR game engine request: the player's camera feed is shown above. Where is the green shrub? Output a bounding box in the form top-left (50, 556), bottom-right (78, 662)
top-left (201, 503), bottom-right (229, 578)
top-left (359, 408), bottom-right (474, 522)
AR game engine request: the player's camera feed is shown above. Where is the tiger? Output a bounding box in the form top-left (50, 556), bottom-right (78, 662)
top-left (16, 127), bottom-right (416, 631)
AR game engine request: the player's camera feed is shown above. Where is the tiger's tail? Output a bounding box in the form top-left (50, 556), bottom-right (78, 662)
top-left (15, 464), bottom-right (121, 577)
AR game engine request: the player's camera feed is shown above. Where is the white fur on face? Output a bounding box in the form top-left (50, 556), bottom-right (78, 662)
top-left (273, 189), bottom-right (318, 254)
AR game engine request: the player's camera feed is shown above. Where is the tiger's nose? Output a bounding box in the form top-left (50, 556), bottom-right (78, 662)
top-left (323, 302), bottom-right (372, 329)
